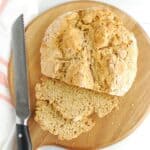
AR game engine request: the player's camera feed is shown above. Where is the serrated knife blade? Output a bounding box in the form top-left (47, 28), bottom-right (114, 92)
top-left (12, 14), bottom-right (32, 150)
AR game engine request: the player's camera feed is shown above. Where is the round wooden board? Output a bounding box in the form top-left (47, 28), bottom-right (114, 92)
top-left (9, 1), bottom-right (150, 150)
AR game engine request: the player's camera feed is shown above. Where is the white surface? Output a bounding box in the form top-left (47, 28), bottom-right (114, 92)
top-left (36, 0), bottom-right (150, 150)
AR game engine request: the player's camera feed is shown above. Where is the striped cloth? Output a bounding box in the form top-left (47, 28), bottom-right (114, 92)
top-left (0, 0), bottom-right (16, 149)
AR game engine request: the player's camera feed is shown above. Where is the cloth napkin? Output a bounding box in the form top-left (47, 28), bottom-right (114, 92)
top-left (0, 0), bottom-right (150, 150)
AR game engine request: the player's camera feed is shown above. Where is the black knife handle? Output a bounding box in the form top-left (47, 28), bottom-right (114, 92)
top-left (16, 124), bottom-right (32, 150)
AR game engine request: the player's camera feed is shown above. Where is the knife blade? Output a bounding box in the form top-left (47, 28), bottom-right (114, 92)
top-left (12, 14), bottom-right (32, 150)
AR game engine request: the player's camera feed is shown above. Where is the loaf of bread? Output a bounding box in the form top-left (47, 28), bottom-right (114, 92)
top-left (40, 8), bottom-right (138, 96)
top-left (35, 78), bottom-right (119, 121)
top-left (35, 7), bottom-right (138, 140)
top-left (35, 100), bottom-right (95, 140)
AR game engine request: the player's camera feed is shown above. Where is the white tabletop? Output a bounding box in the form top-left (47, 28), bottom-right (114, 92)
top-left (37, 0), bottom-right (150, 149)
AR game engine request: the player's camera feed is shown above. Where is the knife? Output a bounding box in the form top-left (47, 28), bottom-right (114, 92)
top-left (12, 14), bottom-right (32, 150)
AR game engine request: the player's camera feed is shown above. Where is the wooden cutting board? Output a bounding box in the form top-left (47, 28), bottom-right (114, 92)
top-left (9, 1), bottom-right (150, 150)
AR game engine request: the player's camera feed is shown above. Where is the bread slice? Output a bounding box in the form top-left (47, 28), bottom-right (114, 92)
top-left (35, 78), bottom-right (119, 121)
top-left (40, 7), bottom-right (138, 96)
top-left (35, 100), bottom-right (95, 140)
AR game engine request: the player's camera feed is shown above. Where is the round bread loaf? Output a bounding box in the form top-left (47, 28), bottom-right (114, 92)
top-left (40, 8), bottom-right (138, 96)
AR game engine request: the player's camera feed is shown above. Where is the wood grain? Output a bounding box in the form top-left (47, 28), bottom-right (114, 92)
top-left (8, 1), bottom-right (150, 150)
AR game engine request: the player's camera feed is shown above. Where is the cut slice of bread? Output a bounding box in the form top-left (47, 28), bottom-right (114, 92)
top-left (35, 100), bottom-right (95, 140)
top-left (35, 77), bottom-right (119, 121)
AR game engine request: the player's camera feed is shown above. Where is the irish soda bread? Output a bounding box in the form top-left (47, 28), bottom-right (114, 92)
top-left (35, 7), bottom-right (138, 140)
top-left (35, 100), bottom-right (95, 140)
top-left (40, 7), bottom-right (138, 96)
top-left (35, 78), bottom-right (119, 121)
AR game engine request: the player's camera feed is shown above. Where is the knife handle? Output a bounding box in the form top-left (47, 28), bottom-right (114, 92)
top-left (16, 124), bottom-right (32, 150)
